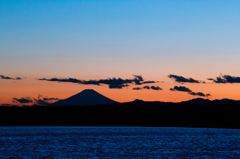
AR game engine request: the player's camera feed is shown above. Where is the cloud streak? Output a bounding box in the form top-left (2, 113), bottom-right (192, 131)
top-left (133, 85), bottom-right (162, 91)
top-left (168, 74), bottom-right (202, 83)
top-left (12, 96), bottom-right (60, 106)
top-left (0, 75), bottom-right (21, 80)
top-left (34, 95), bottom-right (60, 106)
top-left (170, 86), bottom-right (210, 97)
top-left (208, 75), bottom-right (240, 83)
top-left (12, 97), bottom-right (33, 104)
top-left (39, 75), bottom-right (158, 89)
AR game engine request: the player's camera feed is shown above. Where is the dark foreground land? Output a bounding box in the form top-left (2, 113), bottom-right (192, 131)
top-left (1, 99), bottom-right (240, 128)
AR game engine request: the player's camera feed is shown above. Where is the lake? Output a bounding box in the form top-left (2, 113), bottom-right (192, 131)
top-left (0, 127), bottom-right (240, 159)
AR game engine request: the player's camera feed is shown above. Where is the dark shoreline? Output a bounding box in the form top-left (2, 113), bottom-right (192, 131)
top-left (1, 100), bottom-right (240, 128)
top-left (1, 126), bottom-right (240, 131)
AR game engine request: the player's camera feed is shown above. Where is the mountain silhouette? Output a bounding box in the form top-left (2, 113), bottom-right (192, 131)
top-left (179, 98), bottom-right (240, 106)
top-left (125, 97), bottom-right (240, 106)
top-left (2, 92), bottom-right (240, 128)
top-left (180, 98), bottom-right (211, 105)
top-left (53, 89), bottom-right (118, 106)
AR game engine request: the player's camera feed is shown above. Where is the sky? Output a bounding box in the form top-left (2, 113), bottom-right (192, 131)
top-left (1, 0), bottom-right (240, 104)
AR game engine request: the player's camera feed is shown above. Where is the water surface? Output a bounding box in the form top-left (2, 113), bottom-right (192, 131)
top-left (0, 127), bottom-right (240, 159)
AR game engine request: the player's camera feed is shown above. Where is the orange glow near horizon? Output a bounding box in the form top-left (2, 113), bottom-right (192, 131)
top-left (1, 1), bottom-right (240, 105)
top-left (1, 77), bottom-right (240, 105)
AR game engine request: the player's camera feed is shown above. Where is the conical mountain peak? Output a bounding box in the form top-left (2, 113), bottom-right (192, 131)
top-left (53, 89), bottom-right (117, 106)
top-left (78, 89), bottom-right (101, 95)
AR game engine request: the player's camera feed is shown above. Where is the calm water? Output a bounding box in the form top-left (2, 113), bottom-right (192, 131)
top-left (0, 127), bottom-right (240, 159)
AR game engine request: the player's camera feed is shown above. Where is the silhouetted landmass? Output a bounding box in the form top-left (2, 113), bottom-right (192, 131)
top-left (1, 89), bottom-right (240, 128)
top-left (53, 89), bottom-right (117, 106)
top-left (1, 98), bottom-right (240, 128)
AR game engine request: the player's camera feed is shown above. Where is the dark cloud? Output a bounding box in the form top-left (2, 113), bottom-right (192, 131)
top-left (12, 97), bottom-right (33, 104)
top-left (143, 86), bottom-right (162, 90)
top-left (189, 92), bottom-right (210, 97)
top-left (39, 75), bottom-right (158, 89)
top-left (0, 75), bottom-right (22, 80)
top-left (133, 87), bottom-right (142, 90)
top-left (140, 81), bottom-right (158, 85)
top-left (208, 75), bottom-right (240, 83)
top-left (170, 86), bottom-right (210, 97)
top-left (133, 85), bottom-right (162, 91)
top-left (34, 95), bottom-right (60, 106)
top-left (12, 96), bottom-right (60, 106)
top-left (168, 74), bottom-right (201, 83)
top-left (170, 86), bottom-right (192, 92)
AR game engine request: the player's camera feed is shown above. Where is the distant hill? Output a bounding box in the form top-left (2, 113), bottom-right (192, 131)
top-left (53, 89), bottom-right (118, 106)
top-left (179, 98), bottom-right (211, 105)
top-left (52, 89), bottom-right (240, 107)
top-left (178, 98), bottom-right (240, 106)
top-left (1, 92), bottom-right (240, 127)
top-left (125, 97), bottom-right (240, 106)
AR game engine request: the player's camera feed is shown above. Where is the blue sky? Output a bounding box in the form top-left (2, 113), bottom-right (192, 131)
top-left (1, 0), bottom-right (240, 76)
top-left (1, 0), bottom-right (240, 103)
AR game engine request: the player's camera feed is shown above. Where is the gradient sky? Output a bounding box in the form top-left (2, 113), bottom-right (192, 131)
top-left (1, 0), bottom-right (240, 104)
